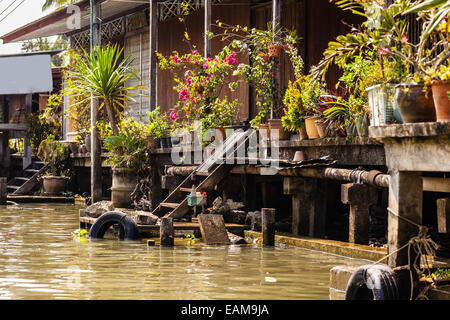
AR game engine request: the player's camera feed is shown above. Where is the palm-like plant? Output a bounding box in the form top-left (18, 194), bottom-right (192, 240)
top-left (64, 44), bottom-right (146, 136)
top-left (403, 0), bottom-right (450, 40)
top-left (42, 0), bottom-right (72, 11)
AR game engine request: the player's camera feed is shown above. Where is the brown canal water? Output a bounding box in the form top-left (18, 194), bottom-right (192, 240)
top-left (0, 203), bottom-right (368, 300)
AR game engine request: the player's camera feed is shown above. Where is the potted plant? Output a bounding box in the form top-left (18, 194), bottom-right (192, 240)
top-left (426, 64), bottom-right (450, 122)
top-left (147, 107), bottom-right (170, 149)
top-left (281, 79), bottom-right (309, 140)
top-left (104, 123), bottom-right (149, 208)
top-left (200, 98), bottom-right (240, 145)
top-left (36, 135), bottom-right (70, 195)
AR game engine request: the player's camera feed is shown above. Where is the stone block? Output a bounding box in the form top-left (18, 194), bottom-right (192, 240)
top-left (135, 211), bottom-right (159, 225)
top-left (198, 214), bottom-right (230, 245)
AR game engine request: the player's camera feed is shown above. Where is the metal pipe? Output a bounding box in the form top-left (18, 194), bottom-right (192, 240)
top-left (165, 164), bottom-right (390, 188)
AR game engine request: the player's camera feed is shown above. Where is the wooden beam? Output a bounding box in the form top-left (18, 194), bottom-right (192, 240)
top-left (149, 0), bottom-right (159, 111)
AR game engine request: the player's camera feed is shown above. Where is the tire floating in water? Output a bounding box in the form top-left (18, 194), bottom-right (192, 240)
top-left (345, 264), bottom-right (400, 300)
top-left (89, 211), bottom-right (139, 240)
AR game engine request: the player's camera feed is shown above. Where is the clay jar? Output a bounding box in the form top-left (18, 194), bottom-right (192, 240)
top-left (395, 83), bottom-right (436, 123)
top-left (431, 81), bottom-right (450, 122)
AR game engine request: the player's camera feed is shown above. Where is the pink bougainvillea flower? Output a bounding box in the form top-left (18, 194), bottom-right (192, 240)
top-left (194, 59), bottom-right (198, 65)
top-left (378, 47), bottom-right (390, 55)
top-left (226, 51), bottom-right (238, 65)
top-left (202, 192), bottom-right (207, 197)
top-left (402, 35), bottom-right (409, 44)
top-left (186, 77), bottom-right (192, 86)
top-left (169, 108), bottom-right (179, 121)
top-left (179, 88), bottom-right (189, 101)
top-left (192, 49), bottom-right (198, 55)
top-left (173, 56), bottom-right (180, 64)
top-left (203, 62), bottom-right (209, 69)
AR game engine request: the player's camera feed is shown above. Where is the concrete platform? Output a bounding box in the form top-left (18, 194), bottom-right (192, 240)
top-left (244, 230), bottom-right (387, 262)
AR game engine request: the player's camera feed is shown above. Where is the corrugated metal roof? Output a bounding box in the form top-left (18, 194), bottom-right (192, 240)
top-left (0, 54), bottom-right (53, 94)
top-left (0, 0), bottom-right (144, 44)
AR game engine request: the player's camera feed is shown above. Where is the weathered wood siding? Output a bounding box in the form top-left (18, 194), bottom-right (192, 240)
top-left (124, 29), bottom-right (151, 121)
top-left (157, 0), bottom-right (251, 120)
top-left (122, 0), bottom-right (362, 123)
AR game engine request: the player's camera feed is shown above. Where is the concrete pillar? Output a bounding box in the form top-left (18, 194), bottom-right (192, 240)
top-left (160, 217), bottom-right (174, 246)
top-left (437, 198), bottom-right (450, 234)
top-left (262, 208), bottom-right (275, 246)
top-left (283, 177), bottom-right (326, 237)
top-left (341, 183), bottom-right (378, 245)
top-left (388, 170), bottom-right (423, 268)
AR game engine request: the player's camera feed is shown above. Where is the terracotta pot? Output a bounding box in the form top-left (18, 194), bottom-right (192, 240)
top-left (268, 119), bottom-right (290, 140)
top-left (258, 123), bottom-right (270, 141)
top-left (42, 176), bottom-right (70, 195)
top-left (304, 116), bottom-right (320, 139)
top-left (147, 135), bottom-right (156, 149)
top-left (261, 54), bottom-right (271, 63)
top-left (215, 126), bottom-right (226, 144)
top-left (298, 126), bottom-right (308, 140)
top-left (111, 167), bottom-right (138, 208)
top-left (268, 44), bottom-right (282, 58)
top-left (314, 120), bottom-right (328, 138)
top-left (395, 83), bottom-right (436, 123)
top-left (293, 150), bottom-right (305, 162)
top-left (431, 81), bottom-right (450, 122)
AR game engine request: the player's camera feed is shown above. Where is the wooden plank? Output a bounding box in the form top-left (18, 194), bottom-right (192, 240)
top-left (198, 214), bottom-right (230, 245)
top-left (160, 202), bottom-right (179, 209)
top-left (12, 163), bottom-right (49, 195)
top-left (437, 198), bottom-right (450, 234)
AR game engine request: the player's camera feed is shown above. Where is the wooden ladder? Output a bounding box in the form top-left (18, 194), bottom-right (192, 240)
top-left (152, 129), bottom-right (253, 219)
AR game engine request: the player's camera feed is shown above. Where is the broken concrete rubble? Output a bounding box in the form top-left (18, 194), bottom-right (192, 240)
top-left (84, 201), bottom-right (115, 218)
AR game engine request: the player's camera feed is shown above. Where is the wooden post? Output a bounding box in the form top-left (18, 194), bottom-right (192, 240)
top-left (388, 170), bottom-right (423, 268)
top-left (341, 183), bottom-right (378, 245)
top-left (283, 177), bottom-right (327, 237)
top-left (437, 198), bottom-right (450, 234)
top-left (262, 208), bottom-right (276, 246)
top-left (204, 0), bottom-right (211, 59)
top-left (23, 94), bottom-right (32, 170)
top-left (160, 217), bottom-right (174, 246)
top-left (90, 1), bottom-right (103, 203)
top-left (0, 177), bottom-right (7, 205)
top-left (149, 0), bottom-right (159, 111)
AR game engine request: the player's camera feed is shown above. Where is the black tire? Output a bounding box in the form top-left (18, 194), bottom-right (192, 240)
top-left (89, 211), bottom-right (139, 240)
top-left (345, 264), bottom-right (400, 300)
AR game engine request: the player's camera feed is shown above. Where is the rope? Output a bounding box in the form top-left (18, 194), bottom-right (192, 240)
top-left (369, 207), bottom-right (440, 300)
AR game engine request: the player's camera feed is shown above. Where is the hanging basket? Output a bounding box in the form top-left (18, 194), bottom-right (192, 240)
top-left (268, 43), bottom-right (283, 58)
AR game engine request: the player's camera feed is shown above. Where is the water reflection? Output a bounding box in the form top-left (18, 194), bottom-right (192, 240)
top-left (0, 203), bottom-right (368, 300)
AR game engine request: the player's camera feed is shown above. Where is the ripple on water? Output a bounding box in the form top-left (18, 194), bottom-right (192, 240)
top-left (0, 203), bottom-right (370, 299)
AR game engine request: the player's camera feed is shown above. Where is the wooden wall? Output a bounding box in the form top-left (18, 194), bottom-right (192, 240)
top-left (122, 0), bottom-right (363, 123)
top-left (156, 0), bottom-right (251, 120)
